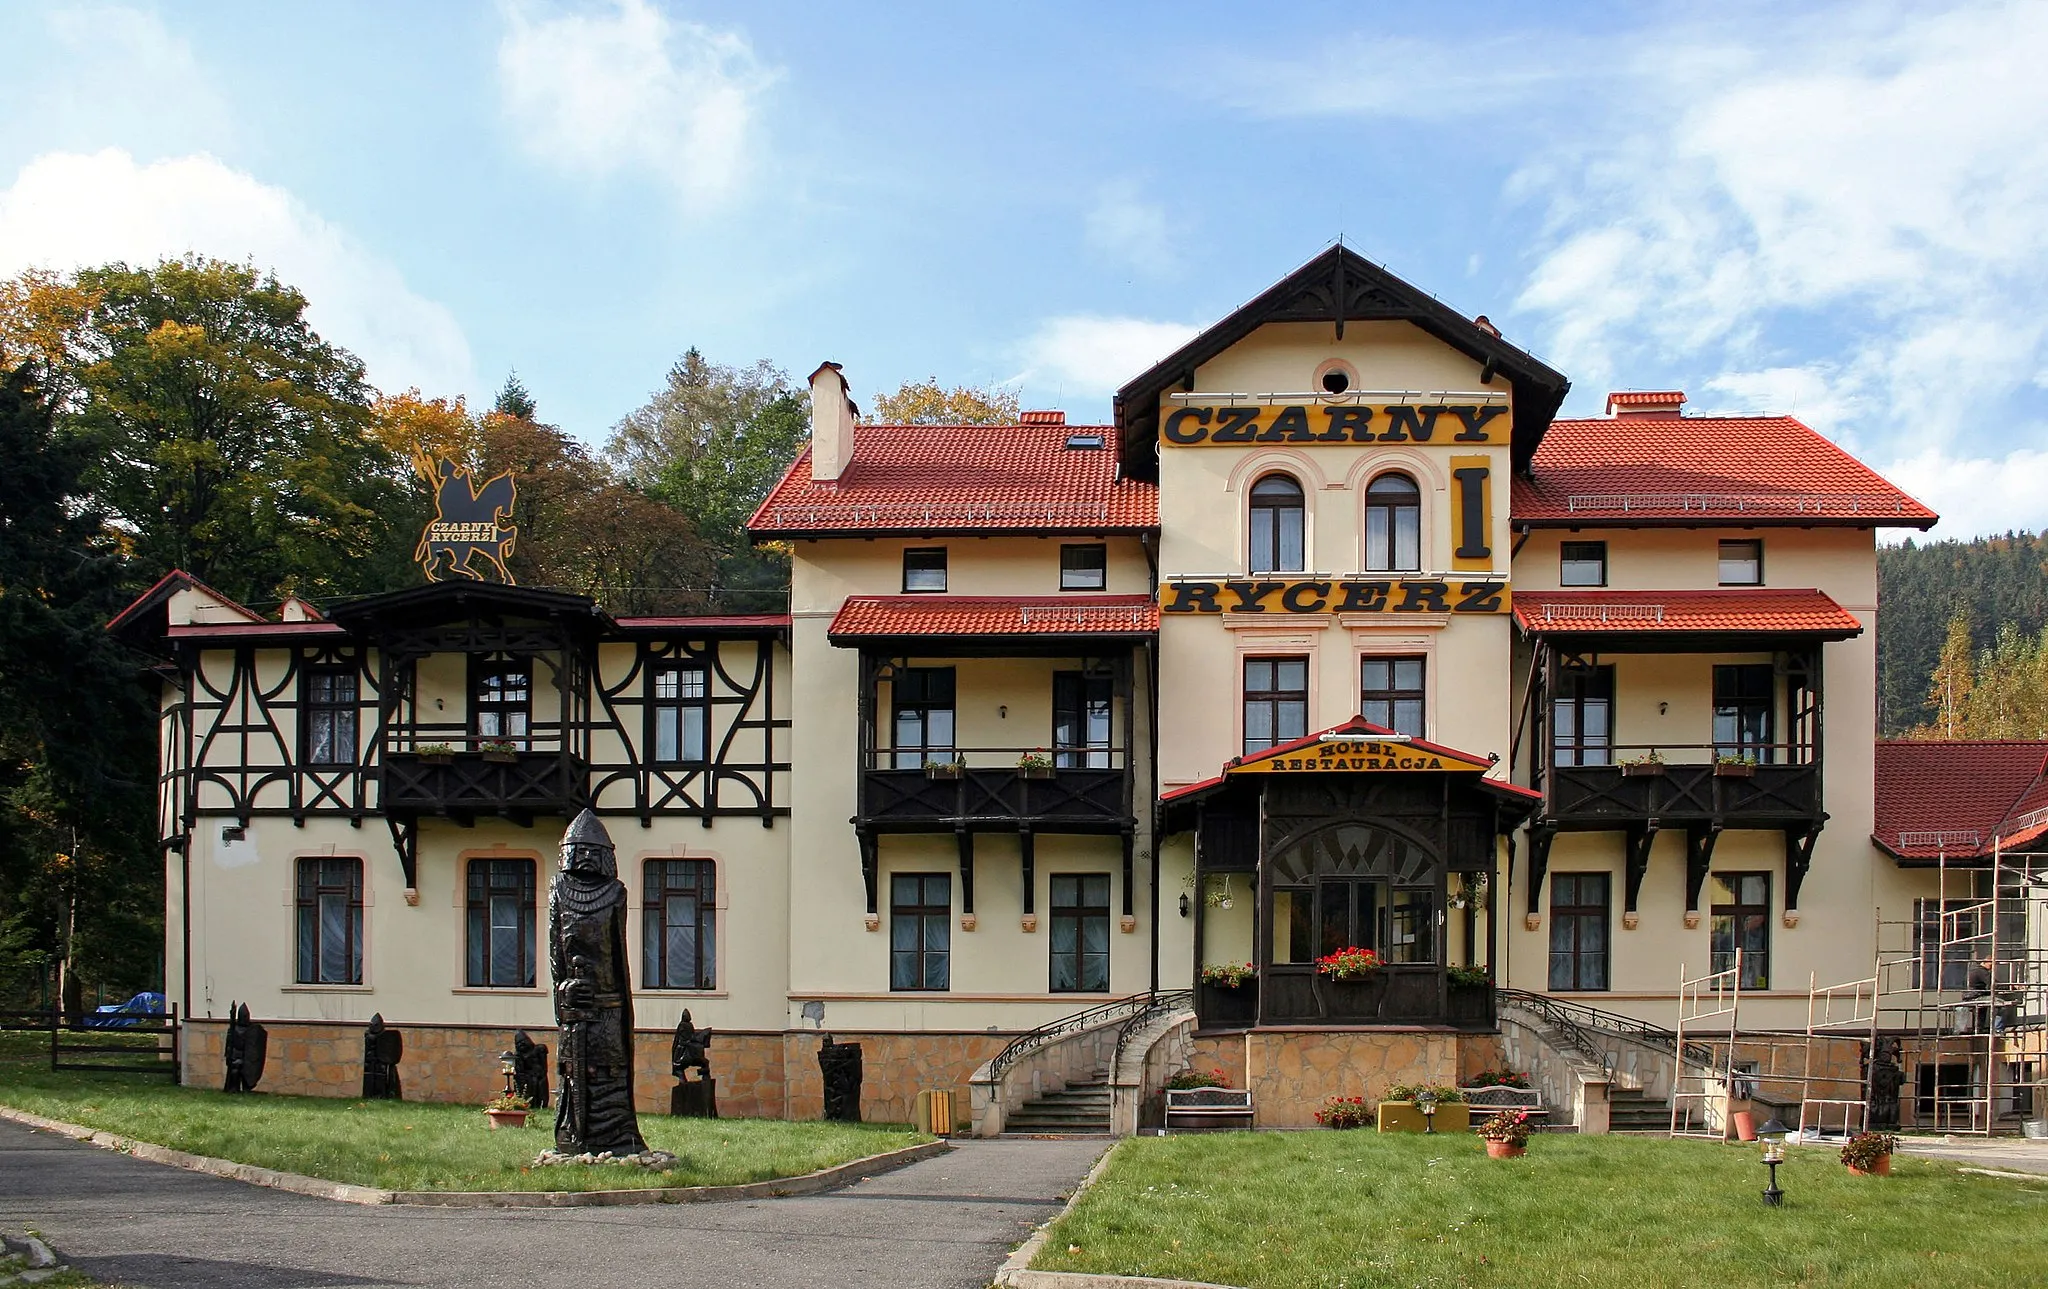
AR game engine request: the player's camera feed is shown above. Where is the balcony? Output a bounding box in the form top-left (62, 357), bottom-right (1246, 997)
top-left (858, 747), bottom-right (1131, 833)
top-left (381, 740), bottom-right (586, 821)
top-left (1545, 745), bottom-right (1821, 830)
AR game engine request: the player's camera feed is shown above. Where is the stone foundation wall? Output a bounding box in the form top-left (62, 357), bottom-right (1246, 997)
top-left (1181, 1030), bottom-right (1503, 1130)
top-left (181, 1019), bottom-right (1005, 1126)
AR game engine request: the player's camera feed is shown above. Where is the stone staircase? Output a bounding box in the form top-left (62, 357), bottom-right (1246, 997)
top-left (1002, 1066), bottom-right (1114, 1135)
top-left (1606, 1085), bottom-right (1672, 1133)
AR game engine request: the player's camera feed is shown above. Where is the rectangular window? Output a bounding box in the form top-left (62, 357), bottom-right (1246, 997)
top-left (1059, 544), bottom-right (1108, 591)
top-left (466, 857), bottom-right (537, 988)
top-left (890, 872), bottom-right (951, 991)
top-left (1718, 539), bottom-right (1763, 585)
top-left (891, 667), bottom-right (956, 769)
top-left (472, 658), bottom-right (531, 744)
top-left (1713, 664), bottom-right (1774, 761)
top-left (643, 859), bottom-right (715, 990)
top-left (1273, 888), bottom-right (1316, 963)
top-left (1316, 878), bottom-right (1382, 957)
top-left (1386, 887), bottom-right (1436, 965)
top-left (295, 856), bottom-right (363, 985)
top-left (302, 665), bottom-right (358, 767)
top-left (651, 664), bottom-right (709, 764)
top-left (1710, 873), bottom-right (1771, 989)
top-left (1551, 665), bottom-right (1615, 767)
top-left (1548, 872), bottom-right (1610, 991)
top-left (1361, 656), bottom-right (1426, 737)
top-left (1050, 873), bottom-right (1111, 992)
top-left (1559, 541), bottom-right (1608, 587)
top-left (1052, 671), bottom-right (1113, 769)
top-left (903, 547), bottom-right (947, 593)
top-left (1243, 656), bottom-right (1308, 756)
top-left (1912, 898), bottom-right (2001, 991)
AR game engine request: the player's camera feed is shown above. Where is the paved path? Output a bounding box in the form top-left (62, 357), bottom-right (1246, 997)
top-left (0, 1121), bottom-right (1108, 1288)
top-left (1897, 1135), bottom-right (2048, 1175)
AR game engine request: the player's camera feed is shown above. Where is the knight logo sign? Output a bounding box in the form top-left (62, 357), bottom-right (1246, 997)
top-left (412, 451), bottom-right (519, 583)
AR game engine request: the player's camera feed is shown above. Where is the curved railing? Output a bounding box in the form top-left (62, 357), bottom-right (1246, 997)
top-left (1112, 989), bottom-right (1195, 1071)
top-left (1496, 988), bottom-right (1718, 1070)
top-left (986, 991), bottom-right (1178, 1083)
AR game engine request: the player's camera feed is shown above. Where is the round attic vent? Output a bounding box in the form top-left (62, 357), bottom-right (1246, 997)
top-left (1314, 358), bottom-right (1358, 395)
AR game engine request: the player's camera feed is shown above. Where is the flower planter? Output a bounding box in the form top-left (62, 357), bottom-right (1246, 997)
top-left (1713, 763), bottom-right (1757, 778)
top-left (1847, 1154), bottom-right (1892, 1177)
top-left (1621, 763), bottom-right (1665, 777)
top-left (419, 753), bottom-right (454, 766)
top-left (1199, 980), bottom-right (1257, 1028)
top-left (1377, 1101), bottom-right (1471, 1135)
top-left (480, 750), bottom-right (518, 764)
top-left (485, 1108), bottom-right (530, 1130)
top-left (1485, 1141), bottom-right (1526, 1159)
top-left (1017, 766), bottom-right (1056, 780)
top-left (924, 765), bottom-right (964, 780)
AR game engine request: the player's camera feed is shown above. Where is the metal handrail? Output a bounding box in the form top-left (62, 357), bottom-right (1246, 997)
top-left (985, 991), bottom-right (1173, 1083)
top-left (1112, 990), bottom-right (1195, 1071)
top-left (1496, 989), bottom-right (1719, 1070)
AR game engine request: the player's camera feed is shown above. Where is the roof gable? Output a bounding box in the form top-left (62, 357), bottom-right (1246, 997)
top-left (1113, 247), bottom-right (1569, 479)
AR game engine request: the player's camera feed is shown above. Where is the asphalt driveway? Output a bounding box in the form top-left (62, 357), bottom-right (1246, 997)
top-left (0, 1120), bottom-right (1108, 1288)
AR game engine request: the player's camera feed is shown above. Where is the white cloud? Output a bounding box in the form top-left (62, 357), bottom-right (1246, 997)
top-left (1085, 181), bottom-right (1176, 276)
top-left (1018, 316), bottom-right (1201, 397)
top-left (1876, 445), bottom-right (2048, 543)
top-left (7, 4), bottom-right (236, 158)
top-left (0, 149), bottom-right (473, 398)
top-left (1509, 2), bottom-right (2048, 467)
top-left (497, 0), bottom-right (776, 210)
top-left (1215, 35), bottom-right (1567, 120)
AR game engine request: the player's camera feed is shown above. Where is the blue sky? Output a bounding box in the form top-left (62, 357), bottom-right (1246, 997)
top-left (3, 0), bottom-right (2044, 539)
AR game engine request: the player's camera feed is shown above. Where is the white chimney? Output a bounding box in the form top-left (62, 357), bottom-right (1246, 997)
top-left (808, 361), bottom-right (858, 487)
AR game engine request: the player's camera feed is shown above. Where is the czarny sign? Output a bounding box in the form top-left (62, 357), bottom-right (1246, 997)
top-left (411, 451), bottom-right (521, 584)
top-left (1160, 403), bottom-right (1508, 447)
top-left (1161, 578), bottom-right (1510, 615)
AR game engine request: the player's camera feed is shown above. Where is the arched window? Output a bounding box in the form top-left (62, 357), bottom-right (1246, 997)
top-left (1249, 473), bottom-right (1306, 573)
top-left (1365, 473), bottom-right (1421, 572)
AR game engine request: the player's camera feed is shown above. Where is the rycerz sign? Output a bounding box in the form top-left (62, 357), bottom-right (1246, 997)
top-left (1161, 578), bottom-right (1509, 615)
top-left (1231, 740), bottom-right (1493, 776)
top-left (1159, 402), bottom-right (1507, 447)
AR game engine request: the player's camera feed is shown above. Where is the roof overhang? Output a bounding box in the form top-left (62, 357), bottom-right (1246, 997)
top-left (325, 582), bottom-right (614, 635)
top-left (1515, 589), bottom-right (1863, 650)
top-left (827, 595), bottom-right (1158, 652)
top-left (1113, 247), bottom-right (1569, 481)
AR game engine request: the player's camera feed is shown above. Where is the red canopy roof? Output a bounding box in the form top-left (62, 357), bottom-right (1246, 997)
top-left (827, 595), bottom-right (1158, 642)
top-left (1513, 589), bottom-right (1863, 639)
top-left (749, 423), bottom-right (1158, 538)
top-left (1162, 715), bottom-right (1536, 805)
top-left (1874, 740), bottom-right (2048, 860)
top-left (1513, 415), bottom-right (1935, 528)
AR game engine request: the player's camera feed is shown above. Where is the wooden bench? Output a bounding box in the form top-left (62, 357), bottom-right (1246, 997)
top-left (1166, 1087), bottom-right (1254, 1132)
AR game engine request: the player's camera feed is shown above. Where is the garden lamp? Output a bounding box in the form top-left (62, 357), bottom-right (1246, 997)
top-left (499, 1049), bottom-right (517, 1100)
top-left (1756, 1116), bottom-right (1789, 1207)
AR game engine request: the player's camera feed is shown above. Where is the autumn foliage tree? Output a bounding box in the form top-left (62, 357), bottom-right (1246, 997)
top-left (866, 376), bottom-right (1020, 426)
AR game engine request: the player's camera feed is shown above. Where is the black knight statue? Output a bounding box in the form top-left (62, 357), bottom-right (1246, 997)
top-left (361, 1013), bottom-right (403, 1099)
top-left (513, 1029), bottom-right (551, 1109)
top-left (222, 1002), bottom-right (267, 1093)
top-left (670, 1010), bottom-right (717, 1118)
top-left (549, 810), bottom-right (647, 1155)
top-left (818, 1033), bottom-right (863, 1122)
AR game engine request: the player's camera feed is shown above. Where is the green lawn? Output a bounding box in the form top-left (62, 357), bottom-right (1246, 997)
top-left (1038, 1131), bottom-right (2048, 1289)
top-left (0, 1032), bottom-right (929, 1193)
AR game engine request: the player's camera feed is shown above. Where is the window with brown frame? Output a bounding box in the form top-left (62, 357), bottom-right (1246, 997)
top-left (295, 856), bottom-right (363, 985)
top-left (643, 859), bottom-right (716, 990)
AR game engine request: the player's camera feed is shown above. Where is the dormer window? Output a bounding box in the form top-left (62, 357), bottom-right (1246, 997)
top-left (1250, 474), bottom-right (1306, 573)
top-left (903, 547), bottom-right (947, 593)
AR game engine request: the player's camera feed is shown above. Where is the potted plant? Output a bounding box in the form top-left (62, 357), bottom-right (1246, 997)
top-left (1840, 1130), bottom-right (1898, 1176)
top-left (479, 739), bottom-right (520, 763)
top-left (1620, 750), bottom-right (1665, 777)
top-left (1016, 749), bottom-right (1056, 779)
top-left (1200, 962), bottom-right (1258, 1026)
top-left (1445, 964), bottom-right (1493, 1025)
top-left (1201, 962), bottom-right (1257, 989)
top-left (1316, 946), bottom-right (1382, 981)
top-left (1314, 1095), bottom-right (1374, 1130)
top-left (484, 1091), bottom-right (532, 1129)
top-left (1478, 1108), bottom-right (1534, 1157)
top-left (923, 757), bottom-right (966, 780)
top-left (416, 742), bottom-right (456, 765)
top-left (1714, 753), bottom-right (1758, 778)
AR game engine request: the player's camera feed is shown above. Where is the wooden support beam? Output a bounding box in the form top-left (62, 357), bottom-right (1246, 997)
top-left (1784, 822), bottom-right (1823, 909)
top-left (956, 828), bottom-right (975, 914)
top-left (1020, 829), bottom-right (1037, 915)
top-left (1685, 824), bottom-right (1722, 912)
top-left (1624, 822), bottom-right (1660, 914)
top-left (1121, 827), bottom-right (1136, 918)
top-left (857, 827), bottom-right (879, 916)
top-left (1525, 825), bottom-right (1556, 916)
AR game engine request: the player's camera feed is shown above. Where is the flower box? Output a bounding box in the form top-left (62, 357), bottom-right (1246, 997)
top-left (1713, 762), bottom-right (1757, 778)
top-left (1017, 766), bottom-right (1057, 780)
top-left (924, 763), bottom-right (965, 780)
top-left (1199, 980), bottom-right (1257, 1028)
top-left (480, 750), bottom-right (519, 764)
top-left (1377, 1099), bottom-right (1469, 1135)
top-left (1621, 762), bottom-right (1665, 777)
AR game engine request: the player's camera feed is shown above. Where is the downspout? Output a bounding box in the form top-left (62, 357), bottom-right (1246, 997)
top-left (1140, 531), bottom-right (1162, 994)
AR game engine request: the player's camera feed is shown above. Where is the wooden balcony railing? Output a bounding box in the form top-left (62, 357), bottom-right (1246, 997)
top-left (1543, 743), bottom-right (1820, 827)
top-left (381, 750), bottom-right (586, 818)
top-left (858, 746), bottom-right (1130, 830)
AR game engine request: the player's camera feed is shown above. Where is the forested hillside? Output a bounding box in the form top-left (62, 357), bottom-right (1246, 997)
top-left (1878, 532), bottom-right (2048, 734)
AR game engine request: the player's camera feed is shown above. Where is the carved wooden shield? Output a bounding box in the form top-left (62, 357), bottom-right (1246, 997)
top-left (241, 1022), bottom-right (268, 1090)
top-left (374, 1030), bottom-right (403, 1065)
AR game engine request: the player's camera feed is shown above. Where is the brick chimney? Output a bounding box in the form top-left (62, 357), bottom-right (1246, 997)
top-left (808, 362), bottom-right (858, 487)
top-left (1020, 410), bottom-right (1066, 425)
top-left (1606, 390), bottom-right (1686, 418)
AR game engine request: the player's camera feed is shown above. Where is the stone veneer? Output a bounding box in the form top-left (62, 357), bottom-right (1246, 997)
top-left (183, 1020), bottom-right (1009, 1127)
top-left (1187, 1029), bottom-right (1507, 1129)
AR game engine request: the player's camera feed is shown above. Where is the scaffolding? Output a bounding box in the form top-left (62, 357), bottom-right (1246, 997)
top-left (1872, 844), bottom-right (2048, 1135)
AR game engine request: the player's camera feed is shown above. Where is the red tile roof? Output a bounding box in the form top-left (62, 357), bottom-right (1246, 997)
top-left (828, 595), bottom-right (1157, 642)
top-left (1605, 390), bottom-right (1686, 411)
top-left (1513, 589), bottom-right (1864, 638)
top-left (748, 423), bottom-right (1158, 537)
top-left (1874, 740), bottom-right (2048, 860)
top-left (1513, 415), bottom-right (1936, 528)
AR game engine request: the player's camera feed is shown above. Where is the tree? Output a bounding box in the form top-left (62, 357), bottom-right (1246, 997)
top-left (1925, 608), bottom-right (1977, 738)
top-left (12, 256), bottom-right (407, 605)
top-left (494, 371), bottom-right (537, 421)
top-left (0, 364), bottom-right (158, 1010)
top-left (866, 377), bottom-right (1020, 426)
top-left (606, 349), bottom-right (809, 598)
